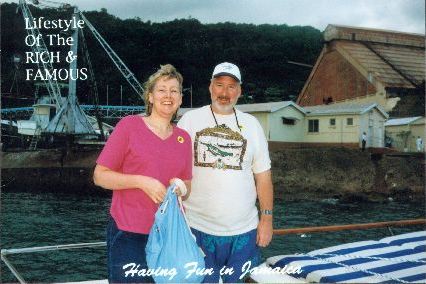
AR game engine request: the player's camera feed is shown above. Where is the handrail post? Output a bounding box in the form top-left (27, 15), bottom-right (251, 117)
top-left (1, 253), bottom-right (26, 284)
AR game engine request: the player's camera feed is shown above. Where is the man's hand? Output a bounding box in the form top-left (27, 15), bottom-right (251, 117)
top-left (257, 216), bottom-right (273, 247)
top-left (254, 170), bottom-right (274, 247)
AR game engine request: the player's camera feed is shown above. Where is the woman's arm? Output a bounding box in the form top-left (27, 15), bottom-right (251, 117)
top-left (93, 164), bottom-right (167, 203)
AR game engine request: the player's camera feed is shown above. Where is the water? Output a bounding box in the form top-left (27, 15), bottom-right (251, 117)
top-left (1, 191), bottom-right (424, 282)
top-left (1, 191), bottom-right (110, 283)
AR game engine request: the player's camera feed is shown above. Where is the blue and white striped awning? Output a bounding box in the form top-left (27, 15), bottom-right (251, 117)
top-left (253, 231), bottom-right (426, 283)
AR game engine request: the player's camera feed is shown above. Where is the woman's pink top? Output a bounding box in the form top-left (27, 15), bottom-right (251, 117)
top-left (96, 115), bottom-right (192, 234)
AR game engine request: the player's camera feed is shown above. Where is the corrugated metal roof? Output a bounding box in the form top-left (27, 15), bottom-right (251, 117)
top-left (178, 102), bottom-right (301, 115)
top-left (235, 101), bottom-right (305, 113)
top-left (180, 102), bottom-right (390, 118)
top-left (297, 25), bottom-right (425, 108)
top-left (337, 41), bottom-right (425, 88)
top-left (384, 116), bottom-right (423, 126)
top-left (324, 24), bottom-right (425, 46)
top-left (304, 102), bottom-right (388, 118)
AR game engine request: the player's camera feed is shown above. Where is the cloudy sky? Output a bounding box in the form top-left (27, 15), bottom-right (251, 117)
top-left (7, 0), bottom-right (425, 33)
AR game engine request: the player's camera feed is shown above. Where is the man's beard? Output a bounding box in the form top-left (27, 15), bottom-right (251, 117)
top-left (212, 99), bottom-right (235, 114)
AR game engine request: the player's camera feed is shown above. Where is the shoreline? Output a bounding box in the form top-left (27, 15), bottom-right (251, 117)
top-left (1, 147), bottom-right (424, 203)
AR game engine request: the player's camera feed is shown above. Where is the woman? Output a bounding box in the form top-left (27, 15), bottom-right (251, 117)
top-left (93, 64), bottom-right (192, 283)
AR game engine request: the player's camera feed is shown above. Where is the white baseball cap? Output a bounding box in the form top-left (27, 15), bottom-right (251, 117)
top-left (211, 62), bottom-right (242, 83)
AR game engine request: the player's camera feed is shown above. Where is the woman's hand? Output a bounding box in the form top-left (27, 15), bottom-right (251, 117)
top-left (169, 178), bottom-right (186, 196)
top-left (141, 177), bottom-right (167, 204)
top-left (169, 178), bottom-right (191, 200)
top-left (93, 165), bottom-right (167, 203)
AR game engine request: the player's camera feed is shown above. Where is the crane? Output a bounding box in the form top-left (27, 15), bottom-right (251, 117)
top-left (79, 13), bottom-right (144, 99)
top-left (17, 0), bottom-right (145, 141)
top-left (19, 0), bottom-right (62, 109)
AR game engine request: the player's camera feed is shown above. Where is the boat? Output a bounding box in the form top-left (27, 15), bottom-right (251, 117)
top-left (251, 220), bottom-right (426, 283)
top-left (2, 0), bottom-right (144, 151)
top-left (2, 219), bottom-right (425, 283)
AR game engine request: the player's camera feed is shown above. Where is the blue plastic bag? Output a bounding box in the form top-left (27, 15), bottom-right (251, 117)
top-left (146, 184), bottom-right (205, 283)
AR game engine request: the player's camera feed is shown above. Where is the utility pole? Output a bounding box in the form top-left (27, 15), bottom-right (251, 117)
top-left (120, 85), bottom-right (123, 106)
top-left (190, 84), bottom-right (193, 108)
top-left (183, 85), bottom-right (193, 108)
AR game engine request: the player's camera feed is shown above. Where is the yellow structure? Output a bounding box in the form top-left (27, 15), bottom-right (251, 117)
top-left (385, 117), bottom-right (425, 152)
top-left (303, 103), bottom-right (388, 147)
top-left (179, 101), bottom-right (389, 148)
top-left (235, 101), bottom-right (388, 147)
top-left (235, 101), bottom-right (305, 142)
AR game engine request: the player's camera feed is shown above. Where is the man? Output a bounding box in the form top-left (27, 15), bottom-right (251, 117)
top-left (361, 132), bottom-right (367, 152)
top-left (416, 136), bottom-right (423, 152)
top-left (178, 62), bottom-right (273, 283)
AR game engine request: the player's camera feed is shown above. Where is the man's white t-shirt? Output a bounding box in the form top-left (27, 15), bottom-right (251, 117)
top-left (178, 105), bottom-right (271, 236)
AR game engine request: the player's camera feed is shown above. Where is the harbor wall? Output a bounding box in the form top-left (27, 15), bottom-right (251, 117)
top-left (271, 147), bottom-right (424, 202)
top-left (1, 147), bottom-right (424, 202)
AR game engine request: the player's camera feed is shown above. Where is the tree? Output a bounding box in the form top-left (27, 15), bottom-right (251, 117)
top-left (1, 3), bottom-right (322, 108)
top-left (396, 130), bottom-right (411, 151)
top-left (265, 86), bottom-right (285, 102)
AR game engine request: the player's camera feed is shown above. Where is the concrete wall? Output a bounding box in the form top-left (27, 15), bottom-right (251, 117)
top-left (362, 109), bottom-right (386, 148)
top-left (3, 148), bottom-right (424, 203)
top-left (269, 107), bottom-right (305, 142)
top-left (386, 124), bottom-right (411, 151)
top-left (247, 106), bottom-right (305, 142)
top-left (248, 105), bottom-right (386, 147)
top-left (410, 121), bottom-right (426, 152)
top-left (386, 118), bottom-right (425, 152)
top-left (302, 109), bottom-right (385, 147)
top-left (249, 112), bottom-right (269, 138)
top-left (304, 114), bottom-right (360, 143)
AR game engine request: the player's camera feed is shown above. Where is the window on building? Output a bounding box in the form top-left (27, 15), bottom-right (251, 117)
top-left (347, 118), bottom-right (354, 125)
top-left (282, 117), bottom-right (296, 125)
top-left (330, 118), bottom-right (336, 126)
top-left (308, 119), bottom-right (319, 133)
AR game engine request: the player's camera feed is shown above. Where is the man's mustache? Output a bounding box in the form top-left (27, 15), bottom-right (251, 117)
top-left (217, 96), bottom-right (229, 100)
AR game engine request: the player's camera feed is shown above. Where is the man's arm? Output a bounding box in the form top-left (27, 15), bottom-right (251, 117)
top-left (255, 169), bottom-right (273, 247)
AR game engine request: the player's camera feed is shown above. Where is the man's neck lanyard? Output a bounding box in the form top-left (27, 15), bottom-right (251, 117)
top-left (210, 105), bottom-right (242, 132)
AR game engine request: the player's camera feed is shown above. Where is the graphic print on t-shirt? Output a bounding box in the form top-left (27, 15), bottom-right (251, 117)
top-left (194, 124), bottom-right (247, 170)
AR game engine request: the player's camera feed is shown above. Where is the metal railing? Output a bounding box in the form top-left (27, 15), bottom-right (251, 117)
top-left (1, 242), bottom-right (105, 284)
top-left (273, 218), bottom-right (426, 235)
top-left (2, 219), bottom-right (425, 283)
top-left (1, 105), bottom-right (146, 120)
